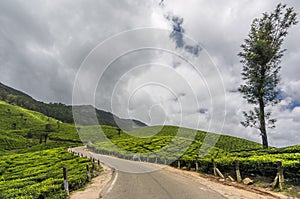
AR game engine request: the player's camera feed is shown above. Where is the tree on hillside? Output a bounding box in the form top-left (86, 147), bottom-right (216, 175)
top-left (45, 123), bottom-right (52, 132)
top-left (44, 133), bottom-right (48, 143)
top-left (12, 122), bottom-right (17, 129)
top-left (238, 3), bottom-right (298, 148)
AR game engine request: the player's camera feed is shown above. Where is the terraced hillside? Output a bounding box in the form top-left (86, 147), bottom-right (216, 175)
top-left (0, 100), bottom-right (81, 154)
top-left (82, 126), bottom-right (261, 156)
top-left (0, 148), bottom-right (95, 199)
top-left (0, 101), bottom-right (101, 198)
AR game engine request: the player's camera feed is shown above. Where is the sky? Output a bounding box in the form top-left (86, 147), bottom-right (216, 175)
top-left (0, 0), bottom-right (300, 147)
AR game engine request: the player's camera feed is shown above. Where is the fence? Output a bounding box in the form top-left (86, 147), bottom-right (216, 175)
top-left (63, 150), bottom-right (102, 195)
top-left (169, 158), bottom-right (296, 190)
top-left (85, 145), bottom-right (300, 191)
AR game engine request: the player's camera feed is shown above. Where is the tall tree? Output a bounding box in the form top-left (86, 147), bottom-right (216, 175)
top-left (238, 4), bottom-right (298, 148)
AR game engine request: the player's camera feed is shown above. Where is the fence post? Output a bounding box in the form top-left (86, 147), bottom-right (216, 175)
top-left (212, 158), bottom-right (217, 176)
top-left (235, 160), bottom-right (242, 183)
top-left (92, 159), bottom-right (95, 176)
top-left (98, 160), bottom-right (101, 171)
top-left (164, 157), bottom-right (167, 165)
top-left (272, 161), bottom-right (284, 190)
top-left (63, 167), bottom-right (69, 196)
top-left (177, 159), bottom-right (181, 169)
top-left (195, 158), bottom-right (199, 171)
top-left (278, 161), bottom-right (284, 191)
top-left (187, 161), bottom-right (191, 170)
top-left (86, 164), bottom-right (91, 182)
top-left (155, 153), bottom-right (157, 163)
top-left (211, 158), bottom-right (224, 179)
top-left (147, 154), bottom-right (149, 162)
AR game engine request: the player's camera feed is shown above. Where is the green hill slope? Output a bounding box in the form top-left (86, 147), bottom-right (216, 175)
top-left (86, 125), bottom-right (263, 163)
top-left (0, 100), bottom-right (81, 154)
top-left (129, 125), bottom-right (262, 152)
top-left (0, 82), bottom-right (146, 129)
top-left (0, 100), bottom-right (103, 198)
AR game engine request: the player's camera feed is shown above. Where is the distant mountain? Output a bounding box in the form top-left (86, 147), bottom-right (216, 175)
top-left (0, 82), bottom-right (146, 130)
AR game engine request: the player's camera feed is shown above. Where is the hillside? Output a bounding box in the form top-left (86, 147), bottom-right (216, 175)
top-left (0, 100), bottom-right (80, 153)
top-left (0, 101), bottom-right (103, 198)
top-left (0, 99), bottom-right (263, 157)
top-left (0, 82), bottom-right (146, 130)
top-left (86, 125), bottom-right (262, 159)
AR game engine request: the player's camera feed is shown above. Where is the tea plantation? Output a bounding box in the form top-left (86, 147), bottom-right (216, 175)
top-left (0, 148), bottom-right (93, 199)
top-left (86, 125), bottom-right (300, 187)
top-left (0, 101), bottom-right (99, 198)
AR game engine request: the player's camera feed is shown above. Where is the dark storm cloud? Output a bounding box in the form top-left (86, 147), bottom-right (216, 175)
top-left (165, 14), bottom-right (202, 56)
top-left (197, 108), bottom-right (208, 114)
top-left (168, 15), bottom-right (185, 48)
top-left (160, 1), bottom-right (201, 56)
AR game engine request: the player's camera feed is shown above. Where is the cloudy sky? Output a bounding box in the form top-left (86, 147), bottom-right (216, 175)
top-left (1, 0), bottom-right (299, 147)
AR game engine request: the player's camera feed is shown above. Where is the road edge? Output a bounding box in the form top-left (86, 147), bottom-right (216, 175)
top-left (99, 167), bottom-right (117, 198)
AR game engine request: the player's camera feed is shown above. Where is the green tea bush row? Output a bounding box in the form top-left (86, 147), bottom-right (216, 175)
top-left (0, 147), bottom-right (95, 199)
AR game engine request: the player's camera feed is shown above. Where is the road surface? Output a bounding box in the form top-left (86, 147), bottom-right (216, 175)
top-left (71, 147), bottom-right (284, 199)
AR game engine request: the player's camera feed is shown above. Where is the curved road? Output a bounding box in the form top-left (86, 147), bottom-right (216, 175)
top-left (71, 147), bottom-right (277, 199)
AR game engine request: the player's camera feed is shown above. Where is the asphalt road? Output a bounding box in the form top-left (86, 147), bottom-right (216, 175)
top-left (72, 146), bottom-right (226, 199)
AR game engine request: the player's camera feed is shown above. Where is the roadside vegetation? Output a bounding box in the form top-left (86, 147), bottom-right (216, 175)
top-left (0, 148), bottom-right (93, 199)
top-left (0, 100), bottom-right (98, 198)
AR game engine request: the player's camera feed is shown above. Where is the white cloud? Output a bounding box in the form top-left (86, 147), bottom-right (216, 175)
top-left (0, 0), bottom-right (300, 147)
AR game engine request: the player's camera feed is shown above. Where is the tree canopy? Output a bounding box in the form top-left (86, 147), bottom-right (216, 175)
top-left (238, 3), bottom-right (298, 148)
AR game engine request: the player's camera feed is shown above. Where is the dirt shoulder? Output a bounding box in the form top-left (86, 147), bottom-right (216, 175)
top-left (165, 166), bottom-right (292, 199)
top-left (69, 164), bottom-right (113, 199)
top-left (69, 163), bottom-right (290, 199)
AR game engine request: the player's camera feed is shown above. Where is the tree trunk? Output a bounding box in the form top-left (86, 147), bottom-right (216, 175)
top-left (259, 98), bottom-right (268, 149)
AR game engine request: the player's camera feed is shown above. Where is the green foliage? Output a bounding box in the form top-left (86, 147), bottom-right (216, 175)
top-left (0, 148), bottom-right (95, 199)
top-left (0, 131), bottom-right (36, 152)
top-left (0, 100), bottom-right (82, 154)
top-left (239, 3), bottom-right (298, 106)
top-left (86, 125), bottom-right (263, 166)
top-left (0, 101), bottom-right (102, 198)
top-left (84, 125), bottom-right (261, 159)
